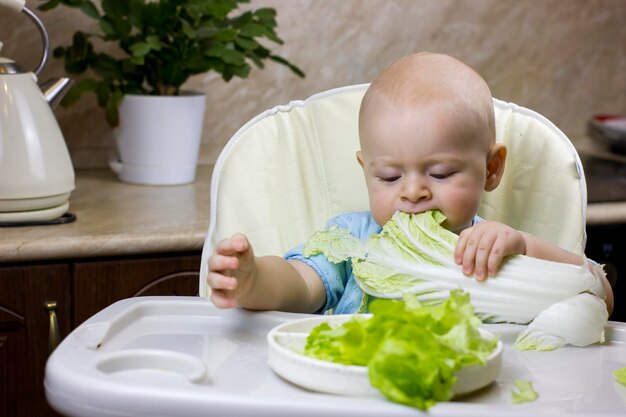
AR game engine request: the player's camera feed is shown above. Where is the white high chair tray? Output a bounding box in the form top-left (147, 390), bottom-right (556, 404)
top-left (45, 296), bottom-right (626, 417)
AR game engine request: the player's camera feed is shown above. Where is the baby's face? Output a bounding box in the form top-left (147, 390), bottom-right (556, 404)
top-left (358, 104), bottom-right (491, 232)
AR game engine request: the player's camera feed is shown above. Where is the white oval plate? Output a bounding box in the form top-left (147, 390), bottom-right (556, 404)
top-left (267, 314), bottom-right (503, 398)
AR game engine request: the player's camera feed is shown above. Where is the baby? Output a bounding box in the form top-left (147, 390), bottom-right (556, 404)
top-left (207, 52), bottom-right (614, 315)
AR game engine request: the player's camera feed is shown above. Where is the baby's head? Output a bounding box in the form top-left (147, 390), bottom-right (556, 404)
top-left (357, 52), bottom-right (506, 231)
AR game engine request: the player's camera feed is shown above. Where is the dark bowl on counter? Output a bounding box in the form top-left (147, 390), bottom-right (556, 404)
top-left (588, 115), bottom-right (626, 154)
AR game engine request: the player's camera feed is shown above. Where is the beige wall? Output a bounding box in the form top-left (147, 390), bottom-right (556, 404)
top-left (1, 0), bottom-right (625, 169)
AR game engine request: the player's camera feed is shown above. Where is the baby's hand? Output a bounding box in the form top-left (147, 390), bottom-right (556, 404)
top-left (454, 221), bottom-right (526, 281)
top-left (206, 233), bottom-right (256, 308)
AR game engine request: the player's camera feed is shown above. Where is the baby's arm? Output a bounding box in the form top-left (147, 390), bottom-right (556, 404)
top-left (455, 221), bottom-right (614, 313)
top-left (207, 233), bottom-right (326, 313)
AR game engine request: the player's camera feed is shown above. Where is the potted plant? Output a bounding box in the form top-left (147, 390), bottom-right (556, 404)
top-left (40, 0), bottom-right (304, 185)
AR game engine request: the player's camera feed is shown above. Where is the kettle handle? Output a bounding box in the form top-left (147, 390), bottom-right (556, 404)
top-left (0, 1), bottom-right (50, 75)
top-left (21, 7), bottom-right (50, 76)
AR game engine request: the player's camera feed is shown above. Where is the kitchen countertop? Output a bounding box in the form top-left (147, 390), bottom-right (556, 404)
top-left (0, 162), bottom-right (624, 264)
top-left (0, 166), bottom-right (212, 263)
top-left (587, 202), bottom-right (626, 225)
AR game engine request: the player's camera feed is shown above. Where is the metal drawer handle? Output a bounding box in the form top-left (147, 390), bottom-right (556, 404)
top-left (45, 301), bottom-right (60, 353)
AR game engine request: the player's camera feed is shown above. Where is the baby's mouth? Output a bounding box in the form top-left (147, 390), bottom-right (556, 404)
top-left (398, 205), bottom-right (432, 216)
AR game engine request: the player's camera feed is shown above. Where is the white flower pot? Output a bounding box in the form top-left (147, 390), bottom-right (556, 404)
top-left (110, 92), bottom-right (206, 185)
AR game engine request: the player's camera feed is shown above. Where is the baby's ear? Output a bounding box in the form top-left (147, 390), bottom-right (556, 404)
top-left (356, 150), bottom-right (364, 168)
top-left (484, 144), bottom-right (507, 191)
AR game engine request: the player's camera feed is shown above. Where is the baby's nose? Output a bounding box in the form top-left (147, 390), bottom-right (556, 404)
top-left (402, 180), bottom-right (431, 202)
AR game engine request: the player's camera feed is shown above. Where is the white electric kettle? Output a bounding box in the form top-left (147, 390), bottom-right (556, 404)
top-left (0, 0), bottom-right (75, 223)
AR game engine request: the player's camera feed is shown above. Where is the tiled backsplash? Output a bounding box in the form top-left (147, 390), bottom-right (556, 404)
top-left (1, 0), bottom-right (624, 169)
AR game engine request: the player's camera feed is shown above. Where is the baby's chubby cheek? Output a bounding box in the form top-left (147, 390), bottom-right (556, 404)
top-left (370, 208), bottom-right (394, 228)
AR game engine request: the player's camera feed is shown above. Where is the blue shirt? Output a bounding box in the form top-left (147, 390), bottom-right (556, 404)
top-left (284, 211), bottom-right (482, 315)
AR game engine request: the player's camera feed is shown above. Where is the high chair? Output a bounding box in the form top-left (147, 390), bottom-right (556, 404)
top-left (200, 84), bottom-right (587, 297)
top-left (46, 86), bottom-right (626, 417)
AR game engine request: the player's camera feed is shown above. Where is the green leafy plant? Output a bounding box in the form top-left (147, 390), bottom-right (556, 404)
top-left (39, 0), bottom-right (304, 126)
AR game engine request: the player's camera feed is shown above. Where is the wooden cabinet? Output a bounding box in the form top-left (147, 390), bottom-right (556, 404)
top-left (0, 264), bottom-right (71, 417)
top-left (0, 251), bottom-right (201, 417)
top-left (72, 253), bottom-right (201, 327)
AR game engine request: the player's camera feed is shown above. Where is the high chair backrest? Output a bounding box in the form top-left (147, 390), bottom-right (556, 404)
top-left (199, 84), bottom-right (587, 296)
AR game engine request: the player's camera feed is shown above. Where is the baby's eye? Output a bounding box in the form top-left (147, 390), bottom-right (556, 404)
top-left (430, 172), bottom-right (454, 180)
top-left (378, 175), bottom-right (400, 183)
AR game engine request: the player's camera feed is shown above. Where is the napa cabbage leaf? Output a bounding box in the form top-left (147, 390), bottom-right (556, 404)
top-left (304, 210), bottom-right (608, 350)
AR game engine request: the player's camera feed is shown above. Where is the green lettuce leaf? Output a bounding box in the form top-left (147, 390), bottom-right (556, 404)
top-left (614, 367), bottom-right (626, 386)
top-left (511, 380), bottom-right (538, 404)
top-left (303, 289), bottom-right (497, 410)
